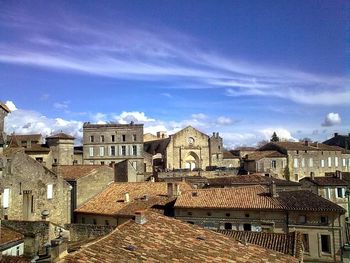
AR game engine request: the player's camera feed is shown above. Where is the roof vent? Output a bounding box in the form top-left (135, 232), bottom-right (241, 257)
top-left (192, 192), bottom-right (198, 197)
top-left (124, 192), bottom-right (130, 203)
top-left (196, 236), bottom-right (206, 240)
top-left (125, 245), bottom-right (137, 251)
top-left (135, 210), bottom-right (147, 225)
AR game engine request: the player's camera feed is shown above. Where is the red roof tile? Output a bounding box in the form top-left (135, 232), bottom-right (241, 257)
top-left (57, 165), bottom-right (114, 181)
top-left (0, 227), bottom-right (24, 247)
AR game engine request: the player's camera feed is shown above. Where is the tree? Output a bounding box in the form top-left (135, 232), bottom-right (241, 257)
top-left (270, 132), bottom-right (280, 142)
top-left (283, 165), bottom-right (290, 181)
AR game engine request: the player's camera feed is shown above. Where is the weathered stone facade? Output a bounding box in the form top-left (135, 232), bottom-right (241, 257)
top-left (64, 224), bottom-right (114, 242)
top-left (83, 122), bottom-right (144, 174)
top-left (46, 133), bottom-right (75, 166)
top-left (0, 151), bottom-right (71, 226)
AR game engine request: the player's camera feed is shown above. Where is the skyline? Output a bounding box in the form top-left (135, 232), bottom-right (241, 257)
top-left (1, 0), bottom-right (349, 148)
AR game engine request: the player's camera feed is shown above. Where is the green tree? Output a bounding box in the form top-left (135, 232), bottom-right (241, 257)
top-left (270, 132), bottom-right (280, 142)
top-left (283, 165), bottom-right (290, 181)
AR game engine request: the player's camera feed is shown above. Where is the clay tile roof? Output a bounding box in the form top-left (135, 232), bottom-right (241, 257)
top-left (75, 182), bottom-right (192, 216)
top-left (207, 175), bottom-right (301, 187)
top-left (175, 186), bottom-right (284, 210)
top-left (264, 141), bottom-right (344, 152)
top-left (245, 151), bottom-right (286, 160)
top-left (175, 186), bottom-right (345, 213)
top-left (217, 230), bottom-right (302, 259)
top-left (24, 144), bottom-right (50, 153)
top-left (7, 134), bottom-right (42, 142)
top-left (0, 256), bottom-right (30, 263)
top-left (57, 165), bottom-right (113, 181)
top-left (0, 102), bottom-right (11, 113)
top-left (46, 132), bottom-right (75, 140)
top-left (62, 211), bottom-right (298, 263)
top-left (0, 227), bottom-right (24, 247)
top-left (300, 176), bottom-right (348, 186)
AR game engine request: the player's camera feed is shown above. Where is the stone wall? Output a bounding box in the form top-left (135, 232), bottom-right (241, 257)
top-left (114, 159), bottom-right (144, 182)
top-left (64, 223), bottom-right (114, 242)
top-left (0, 151), bottom-right (71, 226)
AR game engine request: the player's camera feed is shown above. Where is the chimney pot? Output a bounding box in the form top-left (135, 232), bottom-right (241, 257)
top-left (135, 210), bottom-right (147, 224)
top-left (334, 133), bottom-right (338, 137)
top-left (305, 140), bottom-right (309, 146)
top-left (167, 183), bottom-right (174, 197)
top-left (124, 192), bottom-right (130, 203)
top-left (269, 181), bottom-right (278, 197)
top-left (310, 172), bottom-right (315, 180)
top-left (150, 177), bottom-right (155, 182)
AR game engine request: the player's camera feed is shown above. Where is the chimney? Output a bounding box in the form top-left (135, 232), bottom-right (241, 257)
top-left (334, 133), bottom-right (338, 137)
top-left (150, 177), bottom-right (155, 182)
top-left (216, 132), bottom-right (219, 138)
top-left (213, 132), bottom-right (215, 137)
top-left (269, 181), bottom-right (278, 197)
top-left (310, 172), bottom-right (315, 180)
top-left (135, 210), bottom-right (147, 224)
top-left (124, 192), bottom-right (130, 203)
top-left (336, 170), bottom-right (342, 180)
top-left (174, 183), bottom-right (180, 196)
top-left (305, 140), bottom-right (309, 146)
top-left (167, 183), bottom-right (174, 197)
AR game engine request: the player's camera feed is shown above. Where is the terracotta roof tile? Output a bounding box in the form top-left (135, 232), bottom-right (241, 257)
top-left (217, 230), bottom-right (302, 259)
top-left (207, 174), bottom-right (301, 187)
top-left (300, 176), bottom-right (348, 186)
top-left (57, 165), bottom-right (114, 181)
top-left (0, 227), bottom-right (24, 247)
top-left (75, 182), bottom-right (192, 216)
top-left (245, 150), bottom-right (286, 160)
top-left (0, 256), bottom-right (30, 263)
top-left (62, 211), bottom-right (298, 263)
top-left (175, 186), bottom-right (345, 213)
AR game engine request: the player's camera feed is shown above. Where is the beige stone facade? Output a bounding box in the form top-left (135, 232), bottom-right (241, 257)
top-left (0, 151), bottom-right (71, 226)
top-left (145, 126), bottom-right (237, 171)
top-left (83, 122), bottom-right (144, 174)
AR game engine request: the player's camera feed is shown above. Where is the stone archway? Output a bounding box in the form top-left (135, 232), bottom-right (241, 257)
top-left (184, 152), bottom-right (199, 170)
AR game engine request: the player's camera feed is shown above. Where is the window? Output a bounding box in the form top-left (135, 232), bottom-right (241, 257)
top-left (187, 212), bottom-right (192, 216)
top-left (54, 159), bottom-right (57, 164)
top-left (90, 135), bottom-right (94, 143)
top-left (3, 188), bottom-right (9, 208)
top-left (325, 188), bottom-right (331, 199)
top-left (132, 145), bottom-right (137, 156)
top-left (321, 235), bottom-right (331, 253)
top-left (105, 220), bottom-right (109, 226)
top-left (99, 146), bottom-right (104, 157)
top-left (271, 160), bottom-right (277, 168)
top-left (243, 224), bottom-right (251, 231)
top-left (301, 158), bottom-right (305, 168)
top-left (110, 146), bottom-right (116, 156)
top-left (100, 135), bottom-right (104, 142)
top-left (321, 159), bottom-right (325, 167)
top-left (298, 215), bottom-right (306, 224)
top-left (294, 174), bottom-right (299, 181)
top-left (122, 146), bottom-right (126, 156)
top-left (224, 223), bottom-right (232, 230)
top-left (343, 158), bottom-right (346, 167)
top-left (89, 147), bottom-right (94, 157)
top-left (133, 134), bottom-right (137, 141)
top-left (335, 157), bottom-right (338, 167)
top-left (111, 135), bottom-right (115, 142)
top-left (328, 157), bottom-right (332, 167)
top-left (207, 212), bottom-right (212, 216)
top-left (336, 187), bottom-right (345, 198)
top-left (132, 161), bottom-right (137, 170)
top-left (122, 135), bottom-right (126, 142)
top-left (101, 161), bottom-right (104, 165)
top-left (309, 158), bottom-right (313, 167)
top-left (302, 234), bottom-right (310, 252)
top-left (226, 213), bottom-right (230, 217)
top-left (93, 219), bottom-right (97, 225)
top-left (35, 157), bottom-right (43, 163)
top-left (82, 217), bottom-right (85, 224)
top-left (31, 195), bottom-right (35, 213)
top-left (320, 216), bottom-right (328, 224)
top-left (293, 158), bottom-right (298, 168)
top-left (47, 184), bottom-right (53, 199)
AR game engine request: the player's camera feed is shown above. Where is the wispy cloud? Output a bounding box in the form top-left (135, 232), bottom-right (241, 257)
top-left (0, 4), bottom-right (347, 106)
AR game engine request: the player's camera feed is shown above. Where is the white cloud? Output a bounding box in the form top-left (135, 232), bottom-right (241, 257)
top-left (322, 112), bottom-right (341, 127)
top-left (216, 116), bottom-right (234, 126)
top-left (191, 113), bottom-right (207, 120)
top-left (53, 101), bottom-right (70, 109)
top-left (5, 100), bottom-right (17, 111)
top-left (114, 111), bottom-right (156, 124)
top-left (259, 128), bottom-right (297, 142)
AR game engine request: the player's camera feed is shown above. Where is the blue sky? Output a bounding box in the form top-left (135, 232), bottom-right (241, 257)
top-left (0, 0), bottom-right (349, 147)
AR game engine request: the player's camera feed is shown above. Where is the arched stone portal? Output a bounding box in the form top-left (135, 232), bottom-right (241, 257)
top-left (184, 152), bottom-right (199, 170)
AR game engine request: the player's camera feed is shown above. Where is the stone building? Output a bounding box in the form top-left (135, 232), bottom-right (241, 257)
top-left (259, 141), bottom-right (350, 181)
top-left (174, 185), bottom-right (345, 262)
top-left (300, 173), bottom-right (349, 217)
top-left (144, 126), bottom-right (235, 171)
top-left (0, 227), bottom-right (24, 258)
top-left (46, 133), bottom-right (75, 166)
top-left (61, 210), bottom-right (299, 263)
top-left (74, 181), bottom-right (191, 226)
top-left (0, 102), bottom-right (10, 150)
top-left (243, 150), bottom-right (287, 178)
top-left (55, 165), bottom-right (115, 222)
top-left (0, 150), bottom-right (71, 226)
top-left (7, 134), bottom-right (43, 148)
top-left (82, 122), bottom-right (144, 174)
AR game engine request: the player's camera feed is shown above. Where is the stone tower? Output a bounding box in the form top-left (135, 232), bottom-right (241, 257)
top-left (46, 133), bottom-right (75, 166)
top-left (209, 132), bottom-right (223, 166)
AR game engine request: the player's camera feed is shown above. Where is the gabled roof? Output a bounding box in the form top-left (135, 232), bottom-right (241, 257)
top-left (217, 230), bottom-right (302, 259)
top-left (7, 134), bottom-right (42, 143)
top-left (260, 141), bottom-right (345, 152)
top-left (300, 176), bottom-right (348, 186)
top-left (75, 182), bottom-right (192, 216)
top-left (57, 165), bottom-right (114, 181)
top-left (223, 150), bottom-right (239, 159)
top-left (207, 175), bottom-right (301, 187)
top-left (323, 133), bottom-right (350, 150)
top-left (62, 211), bottom-right (298, 263)
top-left (46, 132), bottom-right (75, 140)
top-left (175, 186), bottom-right (345, 213)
